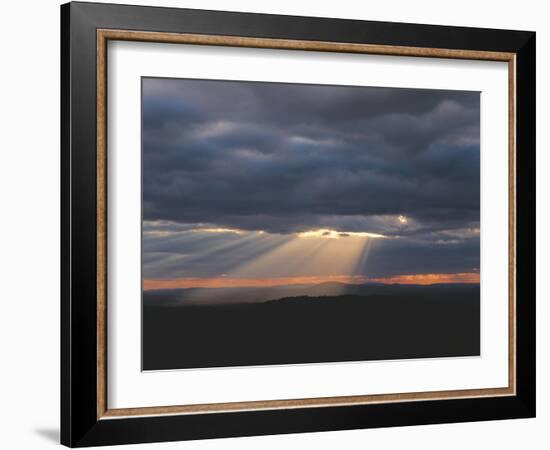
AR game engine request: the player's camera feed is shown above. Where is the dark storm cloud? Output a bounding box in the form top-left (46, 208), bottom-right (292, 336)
top-left (142, 77), bottom-right (479, 241)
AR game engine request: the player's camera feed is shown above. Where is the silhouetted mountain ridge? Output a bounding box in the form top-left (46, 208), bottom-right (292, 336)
top-left (143, 284), bottom-right (480, 370)
top-left (144, 281), bottom-right (479, 307)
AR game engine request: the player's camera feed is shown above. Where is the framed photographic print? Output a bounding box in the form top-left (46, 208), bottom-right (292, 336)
top-left (61, 2), bottom-right (536, 447)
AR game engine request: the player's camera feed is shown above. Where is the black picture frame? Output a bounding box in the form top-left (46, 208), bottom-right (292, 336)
top-left (61, 1), bottom-right (535, 447)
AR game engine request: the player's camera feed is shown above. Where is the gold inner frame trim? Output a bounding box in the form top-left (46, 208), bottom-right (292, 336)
top-left (96, 28), bottom-right (517, 420)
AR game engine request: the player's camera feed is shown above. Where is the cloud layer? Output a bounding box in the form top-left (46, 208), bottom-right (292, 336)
top-left (142, 78), bottom-right (480, 280)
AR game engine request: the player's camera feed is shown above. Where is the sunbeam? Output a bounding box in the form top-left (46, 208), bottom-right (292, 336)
top-left (226, 233), bottom-right (371, 284)
top-left (353, 237), bottom-right (375, 276)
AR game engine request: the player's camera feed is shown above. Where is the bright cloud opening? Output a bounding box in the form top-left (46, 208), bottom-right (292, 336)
top-left (297, 229), bottom-right (386, 239)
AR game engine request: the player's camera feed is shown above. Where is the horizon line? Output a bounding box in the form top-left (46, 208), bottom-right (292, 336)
top-left (143, 273), bottom-right (480, 291)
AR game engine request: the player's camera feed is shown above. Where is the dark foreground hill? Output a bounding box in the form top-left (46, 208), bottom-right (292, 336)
top-left (143, 282), bottom-right (479, 306)
top-left (143, 284), bottom-right (480, 370)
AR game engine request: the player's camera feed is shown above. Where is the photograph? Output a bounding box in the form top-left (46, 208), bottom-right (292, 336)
top-left (141, 78), bottom-right (481, 370)
top-left (54, 1), bottom-right (537, 447)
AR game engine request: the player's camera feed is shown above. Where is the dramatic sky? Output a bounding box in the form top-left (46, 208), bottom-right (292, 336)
top-left (142, 78), bottom-right (480, 289)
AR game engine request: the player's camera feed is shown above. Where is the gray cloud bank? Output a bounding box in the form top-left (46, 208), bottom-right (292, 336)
top-left (142, 78), bottom-right (480, 278)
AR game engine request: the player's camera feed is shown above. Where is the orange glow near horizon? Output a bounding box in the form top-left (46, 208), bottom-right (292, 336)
top-left (143, 272), bottom-right (480, 290)
top-left (370, 272), bottom-right (480, 285)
